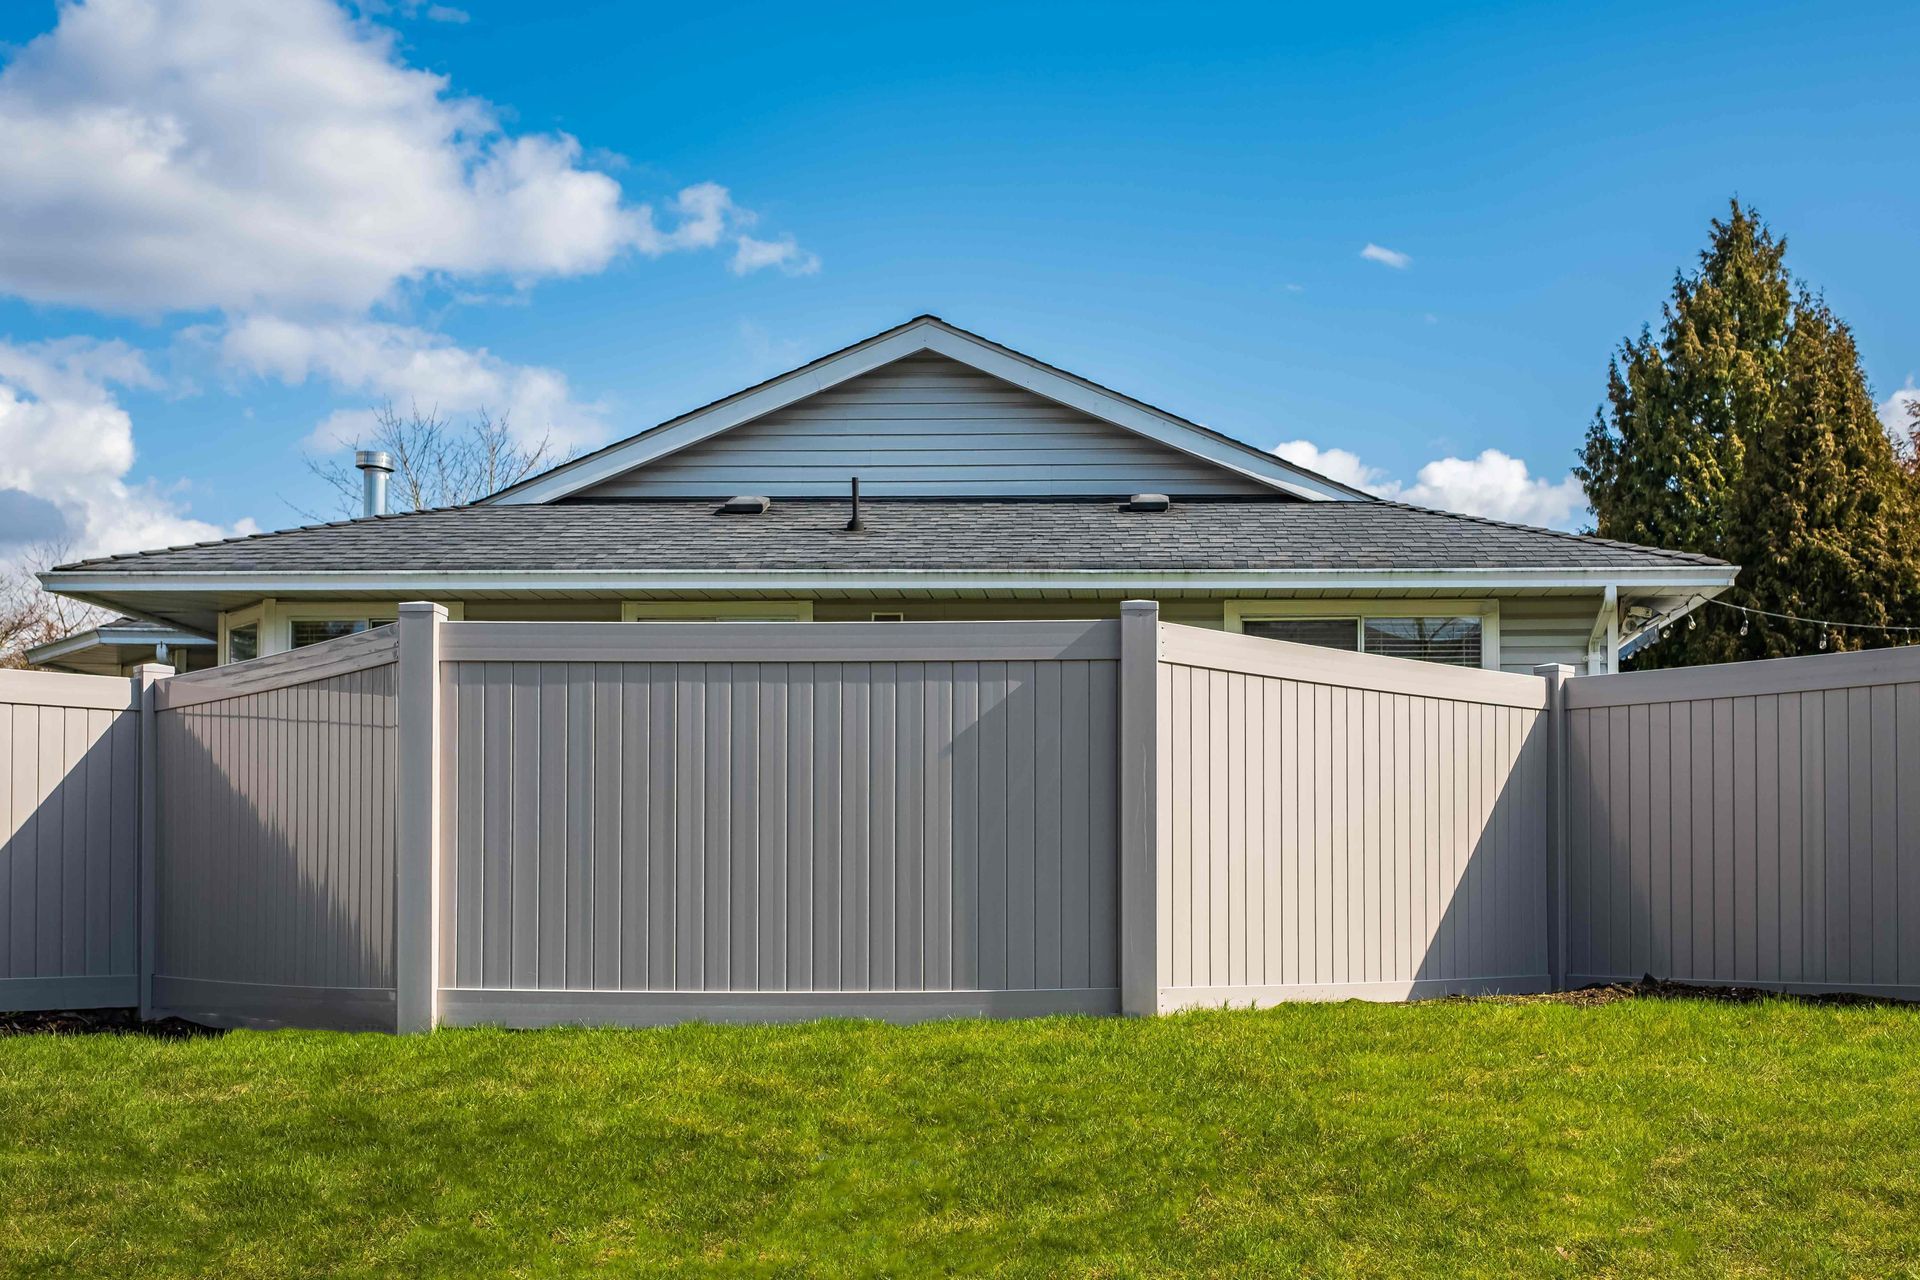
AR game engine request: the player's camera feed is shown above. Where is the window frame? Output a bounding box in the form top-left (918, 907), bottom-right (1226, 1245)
top-left (218, 600), bottom-right (268, 666)
top-left (275, 601), bottom-right (398, 653)
top-left (218, 599), bottom-right (464, 662)
top-left (1225, 598), bottom-right (1500, 670)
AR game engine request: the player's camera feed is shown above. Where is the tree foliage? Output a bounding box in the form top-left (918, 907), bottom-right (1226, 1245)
top-left (1577, 201), bottom-right (1920, 666)
top-left (304, 402), bottom-right (565, 520)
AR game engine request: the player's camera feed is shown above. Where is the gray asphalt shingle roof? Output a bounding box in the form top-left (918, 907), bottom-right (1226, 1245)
top-left (52, 498), bottom-right (1727, 575)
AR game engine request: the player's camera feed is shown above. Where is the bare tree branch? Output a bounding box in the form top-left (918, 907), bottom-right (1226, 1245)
top-left (299, 402), bottom-right (568, 521)
top-left (1, 542), bottom-right (112, 669)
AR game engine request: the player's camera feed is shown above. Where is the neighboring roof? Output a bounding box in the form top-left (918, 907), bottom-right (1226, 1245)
top-left (48, 497), bottom-right (1731, 577)
top-left (26, 615), bottom-right (214, 669)
top-left (484, 315), bottom-right (1374, 505)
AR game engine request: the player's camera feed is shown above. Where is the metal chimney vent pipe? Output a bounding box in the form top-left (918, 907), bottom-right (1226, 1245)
top-left (356, 450), bottom-right (394, 517)
top-left (845, 475), bottom-right (863, 531)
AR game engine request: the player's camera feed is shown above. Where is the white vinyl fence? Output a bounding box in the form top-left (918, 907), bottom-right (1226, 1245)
top-left (1563, 646), bottom-right (1920, 999)
top-left (149, 628), bottom-right (400, 1029)
top-left (0, 669), bottom-right (151, 1011)
top-left (432, 620), bottom-right (1122, 1026)
top-left (3, 602), bottom-right (1918, 1029)
top-left (1140, 625), bottom-right (1552, 1010)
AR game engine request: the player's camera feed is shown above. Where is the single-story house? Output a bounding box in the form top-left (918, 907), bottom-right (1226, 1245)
top-left (40, 316), bottom-right (1734, 669)
top-left (25, 614), bottom-right (215, 676)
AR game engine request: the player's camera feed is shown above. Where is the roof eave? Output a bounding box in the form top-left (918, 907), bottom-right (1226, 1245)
top-left (42, 564), bottom-right (1742, 596)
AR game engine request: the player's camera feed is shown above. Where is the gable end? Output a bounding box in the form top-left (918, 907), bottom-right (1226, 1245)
top-left (579, 352), bottom-right (1275, 499)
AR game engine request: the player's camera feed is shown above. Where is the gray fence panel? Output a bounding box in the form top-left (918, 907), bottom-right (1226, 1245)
top-left (0, 671), bottom-right (141, 1010)
top-left (151, 634), bottom-right (399, 1029)
top-left (1152, 626), bottom-right (1552, 1008)
top-left (436, 631), bottom-right (1123, 1024)
top-left (1564, 646), bottom-right (1920, 997)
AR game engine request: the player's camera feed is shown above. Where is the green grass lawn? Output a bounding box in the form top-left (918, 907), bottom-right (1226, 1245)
top-left (3, 996), bottom-right (1918, 1278)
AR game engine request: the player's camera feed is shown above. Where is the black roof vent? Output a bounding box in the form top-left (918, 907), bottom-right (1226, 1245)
top-left (717, 495), bottom-right (771, 515)
top-left (1123, 493), bottom-right (1171, 512)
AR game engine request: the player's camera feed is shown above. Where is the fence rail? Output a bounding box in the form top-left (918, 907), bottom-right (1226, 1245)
top-left (3, 604), bottom-right (1917, 1029)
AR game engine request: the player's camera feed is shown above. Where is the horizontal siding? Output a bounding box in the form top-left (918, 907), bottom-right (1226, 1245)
top-left (1499, 596), bottom-right (1598, 674)
top-left (440, 657), bottom-right (1121, 997)
top-left (1565, 651), bottom-right (1920, 994)
top-left (0, 685), bottom-right (140, 989)
top-left (1156, 635), bottom-right (1551, 1003)
top-left (154, 665), bottom-right (398, 992)
top-left (581, 352), bottom-right (1268, 498)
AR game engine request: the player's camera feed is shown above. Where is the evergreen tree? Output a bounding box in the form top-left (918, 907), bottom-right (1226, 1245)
top-left (1577, 201), bottom-right (1920, 666)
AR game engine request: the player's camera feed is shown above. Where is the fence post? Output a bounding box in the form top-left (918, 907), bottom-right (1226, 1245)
top-left (1118, 600), bottom-right (1162, 1016)
top-left (132, 662), bottom-right (172, 1022)
top-left (396, 602), bottom-right (446, 1033)
top-left (1535, 663), bottom-right (1574, 991)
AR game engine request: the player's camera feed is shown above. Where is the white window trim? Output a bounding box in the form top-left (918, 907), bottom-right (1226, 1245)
top-left (621, 600), bottom-right (814, 622)
top-left (1225, 598), bottom-right (1501, 670)
top-left (218, 598), bottom-right (271, 665)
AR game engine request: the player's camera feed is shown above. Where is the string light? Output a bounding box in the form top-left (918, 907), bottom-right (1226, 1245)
top-left (1638, 594), bottom-right (1920, 649)
top-left (1698, 595), bottom-right (1920, 636)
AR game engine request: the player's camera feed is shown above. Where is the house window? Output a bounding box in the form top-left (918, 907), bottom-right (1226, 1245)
top-left (227, 623), bottom-right (259, 663)
top-left (289, 618), bottom-right (390, 649)
top-left (1232, 603), bottom-right (1494, 669)
top-left (1242, 617), bottom-right (1359, 651)
top-left (1361, 616), bottom-right (1482, 666)
top-left (871, 612), bottom-right (905, 622)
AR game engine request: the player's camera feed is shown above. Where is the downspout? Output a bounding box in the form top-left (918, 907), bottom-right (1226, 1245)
top-left (1587, 585), bottom-right (1619, 674)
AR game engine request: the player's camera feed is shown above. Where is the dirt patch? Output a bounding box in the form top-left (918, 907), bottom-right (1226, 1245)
top-left (0, 1007), bottom-right (223, 1039)
top-left (1468, 976), bottom-right (1915, 1009)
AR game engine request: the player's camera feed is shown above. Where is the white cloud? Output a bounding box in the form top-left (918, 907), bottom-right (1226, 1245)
top-left (0, 339), bottom-right (245, 559)
top-left (1879, 380), bottom-right (1918, 441)
top-left (220, 316), bottom-right (609, 451)
top-left (1275, 438), bottom-right (1589, 529)
top-left (0, 0), bottom-right (811, 314)
top-left (1396, 450), bottom-right (1588, 528)
top-left (1360, 243), bottom-right (1412, 269)
top-left (424, 4), bottom-right (470, 21)
top-left (1272, 439), bottom-right (1390, 492)
top-left (731, 234), bottom-right (822, 277)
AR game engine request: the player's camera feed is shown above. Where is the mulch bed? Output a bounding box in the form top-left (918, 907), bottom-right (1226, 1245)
top-left (0, 1007), bottom-right (222, 1038)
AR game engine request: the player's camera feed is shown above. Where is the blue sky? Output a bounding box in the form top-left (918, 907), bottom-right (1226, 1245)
top-left (0, 0), bottom-right (1914, 556)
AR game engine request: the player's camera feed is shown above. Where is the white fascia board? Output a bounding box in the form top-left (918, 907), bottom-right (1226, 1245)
top-left (43, 565), bottom-right (1742, 596)
top-left (24, 628), bottom-right (108, 664)
top-left (26, 622), bottom-right (213, 666)
top-left (488, 318), bottom-right (1354, 506)
top-left (95, 626), bottom-right (213, 647)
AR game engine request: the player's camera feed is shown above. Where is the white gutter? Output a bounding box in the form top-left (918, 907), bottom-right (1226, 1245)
top-left (42, 565), bottom-right (1742, 597)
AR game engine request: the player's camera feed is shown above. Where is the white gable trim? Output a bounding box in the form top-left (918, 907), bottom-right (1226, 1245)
top-left (487, 318), bottom-right (1361, 505)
